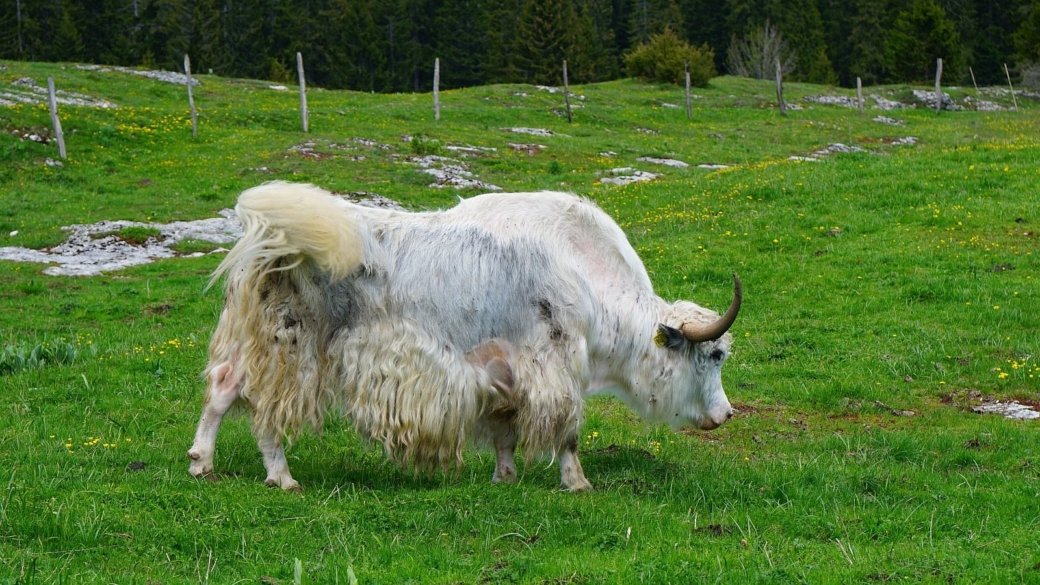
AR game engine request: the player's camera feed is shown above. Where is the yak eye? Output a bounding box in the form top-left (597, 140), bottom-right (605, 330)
top-left (710, 349), bottom-right (725, 361)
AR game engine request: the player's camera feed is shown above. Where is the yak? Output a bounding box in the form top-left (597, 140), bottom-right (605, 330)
top-left (188, 182), bottom-right (740, 491)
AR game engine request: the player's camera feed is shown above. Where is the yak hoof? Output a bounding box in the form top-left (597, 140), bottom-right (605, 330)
top-left (265, 477), bottom-right (302, 492)
top-left (188, 459), bottom-right (213, 479)
top-left (492, 469), bottom-right (518, 484)
top-left (564, 478), bottom-right (593, 492)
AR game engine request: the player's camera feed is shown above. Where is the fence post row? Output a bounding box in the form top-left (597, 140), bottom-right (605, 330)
top-left (1004, 63), bottom-right (1019, 112)
top-left (775, 58), bottom-right (786, 116)
top-left (562, 60), bottom-right (573, 123)
top-left (684, 62), bottom-right (692, 120)
top-left (856, 77), bottom-right (864, 114)
top-left (184, 54), bottom-right (198, 138)
top-left (433, 58), bottom-right (441, 121)
top-left (46, 76), bottom-right (66, 159)
top-left (934, 58), bottom-right (943, 114)
top-left (297, 52), bottom-right (308, 132)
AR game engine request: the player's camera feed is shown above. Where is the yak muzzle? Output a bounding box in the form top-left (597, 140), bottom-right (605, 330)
top-left (698, 407), bottom-right (734, 431)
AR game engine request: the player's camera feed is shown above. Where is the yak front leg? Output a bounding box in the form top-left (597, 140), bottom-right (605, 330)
top-left (559, 441), bottom-right (592, 492)
top-left (257, 431), bottom-right (301, 491)
top-left (188, 360), bottom-right (242, 478)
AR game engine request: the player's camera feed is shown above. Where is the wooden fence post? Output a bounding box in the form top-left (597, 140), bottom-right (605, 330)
top-left (684, 62), bottom-right (692, 120)
top-left (562, 60), bottom-right (573, 123)
top-left (775, 58), bottom-right (786, 116)
top-left (1004, 63), bottom-right (1019, 112)
top-left (296, 52), bottom-right (308, 132)
top-left (184, 54), bottom-right (197, 138)
top-left (934, 58), bottom-right (943, 114)
top-left (856, 77), bottom-right (864, 114)
top-left (433, 58), bottom-right (441, 121)
top-left (46, 77), bottom-right (66, 159)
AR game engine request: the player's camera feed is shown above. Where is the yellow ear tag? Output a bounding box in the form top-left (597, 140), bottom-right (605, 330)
top-left (653, 329), bottom-right (667, 347)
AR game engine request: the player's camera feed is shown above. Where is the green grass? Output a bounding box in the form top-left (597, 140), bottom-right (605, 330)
top-left (1, 60), bottom-right (1039, 583)
top-left (92, 226), bottom-right (163, 245)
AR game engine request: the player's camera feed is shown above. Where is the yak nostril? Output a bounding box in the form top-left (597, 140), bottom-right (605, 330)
top-left (726, 410), bottom-right (734, 420)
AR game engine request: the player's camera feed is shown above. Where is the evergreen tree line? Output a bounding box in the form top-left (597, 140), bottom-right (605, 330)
top-left (2, 0), bottom-right (1039, 91)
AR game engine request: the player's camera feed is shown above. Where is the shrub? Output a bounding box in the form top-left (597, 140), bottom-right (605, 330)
top-left (726, 21), bottom-right (796, 80)
top-left (410, 134), bottom-right (441, 156)
top-left (1022, 62), bottom-right (1040, 90)
top-left (624, 28), bottom-right (716, 87)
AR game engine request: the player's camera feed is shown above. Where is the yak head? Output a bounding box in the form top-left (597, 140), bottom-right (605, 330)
top-left (635, 275), bottom-right (741, 432)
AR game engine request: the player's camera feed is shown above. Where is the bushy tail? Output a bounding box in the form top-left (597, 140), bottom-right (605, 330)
top-left (208, 182), bottom-right (365, 441)
top-left (212, 181), bottom-right (364, 288)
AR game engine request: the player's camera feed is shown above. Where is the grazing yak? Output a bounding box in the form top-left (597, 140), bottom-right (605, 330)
top-left (188, 181), bottom-right (741, 491)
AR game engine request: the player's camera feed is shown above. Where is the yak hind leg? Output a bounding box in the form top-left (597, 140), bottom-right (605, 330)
top-left (257, 432), bottom-right (301, 492)
top-left (559, 441), bottom-right (592, 492)
top-left (465, 338), bottom-right (520, 484)
top-left (488, 412), bottom-right (518, 484)
top-left (188, 360), bottom-right (242, 478)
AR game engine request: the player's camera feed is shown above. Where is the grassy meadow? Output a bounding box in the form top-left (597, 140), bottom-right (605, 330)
top-left (1, 60), bottom-right (1038, 583)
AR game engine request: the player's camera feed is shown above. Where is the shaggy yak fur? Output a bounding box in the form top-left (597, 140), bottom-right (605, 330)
top-left (188, 182), bottom-right (740, 491)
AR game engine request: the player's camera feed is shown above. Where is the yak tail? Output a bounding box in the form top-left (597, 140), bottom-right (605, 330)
top-left (211, 181), bottom-right (364, 289)
top-left (207, 182), bottom-right (365, 443)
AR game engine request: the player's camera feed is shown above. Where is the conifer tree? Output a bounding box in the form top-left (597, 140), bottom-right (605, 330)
top-left (213, 0), bottom-right (272, 80)
top-left (141, 0), bottom-right (186, 70)
top-left (628, 0), bottom-right (684, 46)
top-left (886, 0), bottom-right (964, 83)
top-left (969, 0), bottom-right (1017, 84)
top-left (777, 0), bottom-right (835, 84)
top-left (17, 0), bottom-right (62, 62)
top-left (515, 0), bottom-right (579, 85)
top-left (681, 0), bottom-right (732, 72)
top-left (1014, 0), bottom-right (1040, 63)
top-left (321, 0), bottom-right (386, 91)
top-left (375, 0), bottom-right (430, 92)
top-left (574, 0), bottom-right (620, 81)
top-left (845, 0), bottom-right (887, 85)
top-left (434, 0), bottom-right (488, 88)
top-left (483, 0), bottom-right (525, 84)
top-left (52, 2), bottom-right (85, 62)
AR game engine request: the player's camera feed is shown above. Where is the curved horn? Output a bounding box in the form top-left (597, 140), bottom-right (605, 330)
top-left (680, 274), bottom-right (742, 343)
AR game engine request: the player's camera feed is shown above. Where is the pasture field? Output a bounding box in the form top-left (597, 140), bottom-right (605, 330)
top-left (1, 60), bottom-right (1038, 583)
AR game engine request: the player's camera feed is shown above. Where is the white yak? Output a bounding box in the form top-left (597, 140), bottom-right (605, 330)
top-left (188, 182), bottom-right (740, 491)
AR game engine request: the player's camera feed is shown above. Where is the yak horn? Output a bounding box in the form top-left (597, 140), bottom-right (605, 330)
top-left (680, 274), bottom-right (742, 343)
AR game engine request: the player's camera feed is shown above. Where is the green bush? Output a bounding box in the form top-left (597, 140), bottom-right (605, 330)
top-left (623, 28), bottom-right (716, 86)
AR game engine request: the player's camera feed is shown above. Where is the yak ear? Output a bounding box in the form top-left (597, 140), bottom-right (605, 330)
top-left (654, 324), bottom-right (687, 351)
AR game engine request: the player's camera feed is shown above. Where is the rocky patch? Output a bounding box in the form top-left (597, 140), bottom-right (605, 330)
top-left (803, 95), bottom-right (861, 108)
top-left (504, 127), bottom-right (556, 137)
top-left (599, 168), bottom-right (659, 186)
top-left (2, 76), bottom-right (118, 109)
top-left (636, 156), bottom-right (689, 168)
top-left (973, 400), bottom-right (1040, 420)
top-left (0, 211), bottom-right (242, 276)
top-left (75, 64), bottom-right (199, 86)
top-left (0, 192), bottom-right (402, 276)
top-left (912, 90), bottom-right (963, 111)
top-left (508, 143), bottom-right (545, 156)
top-left (409, 155), bottom-right (502, 191)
